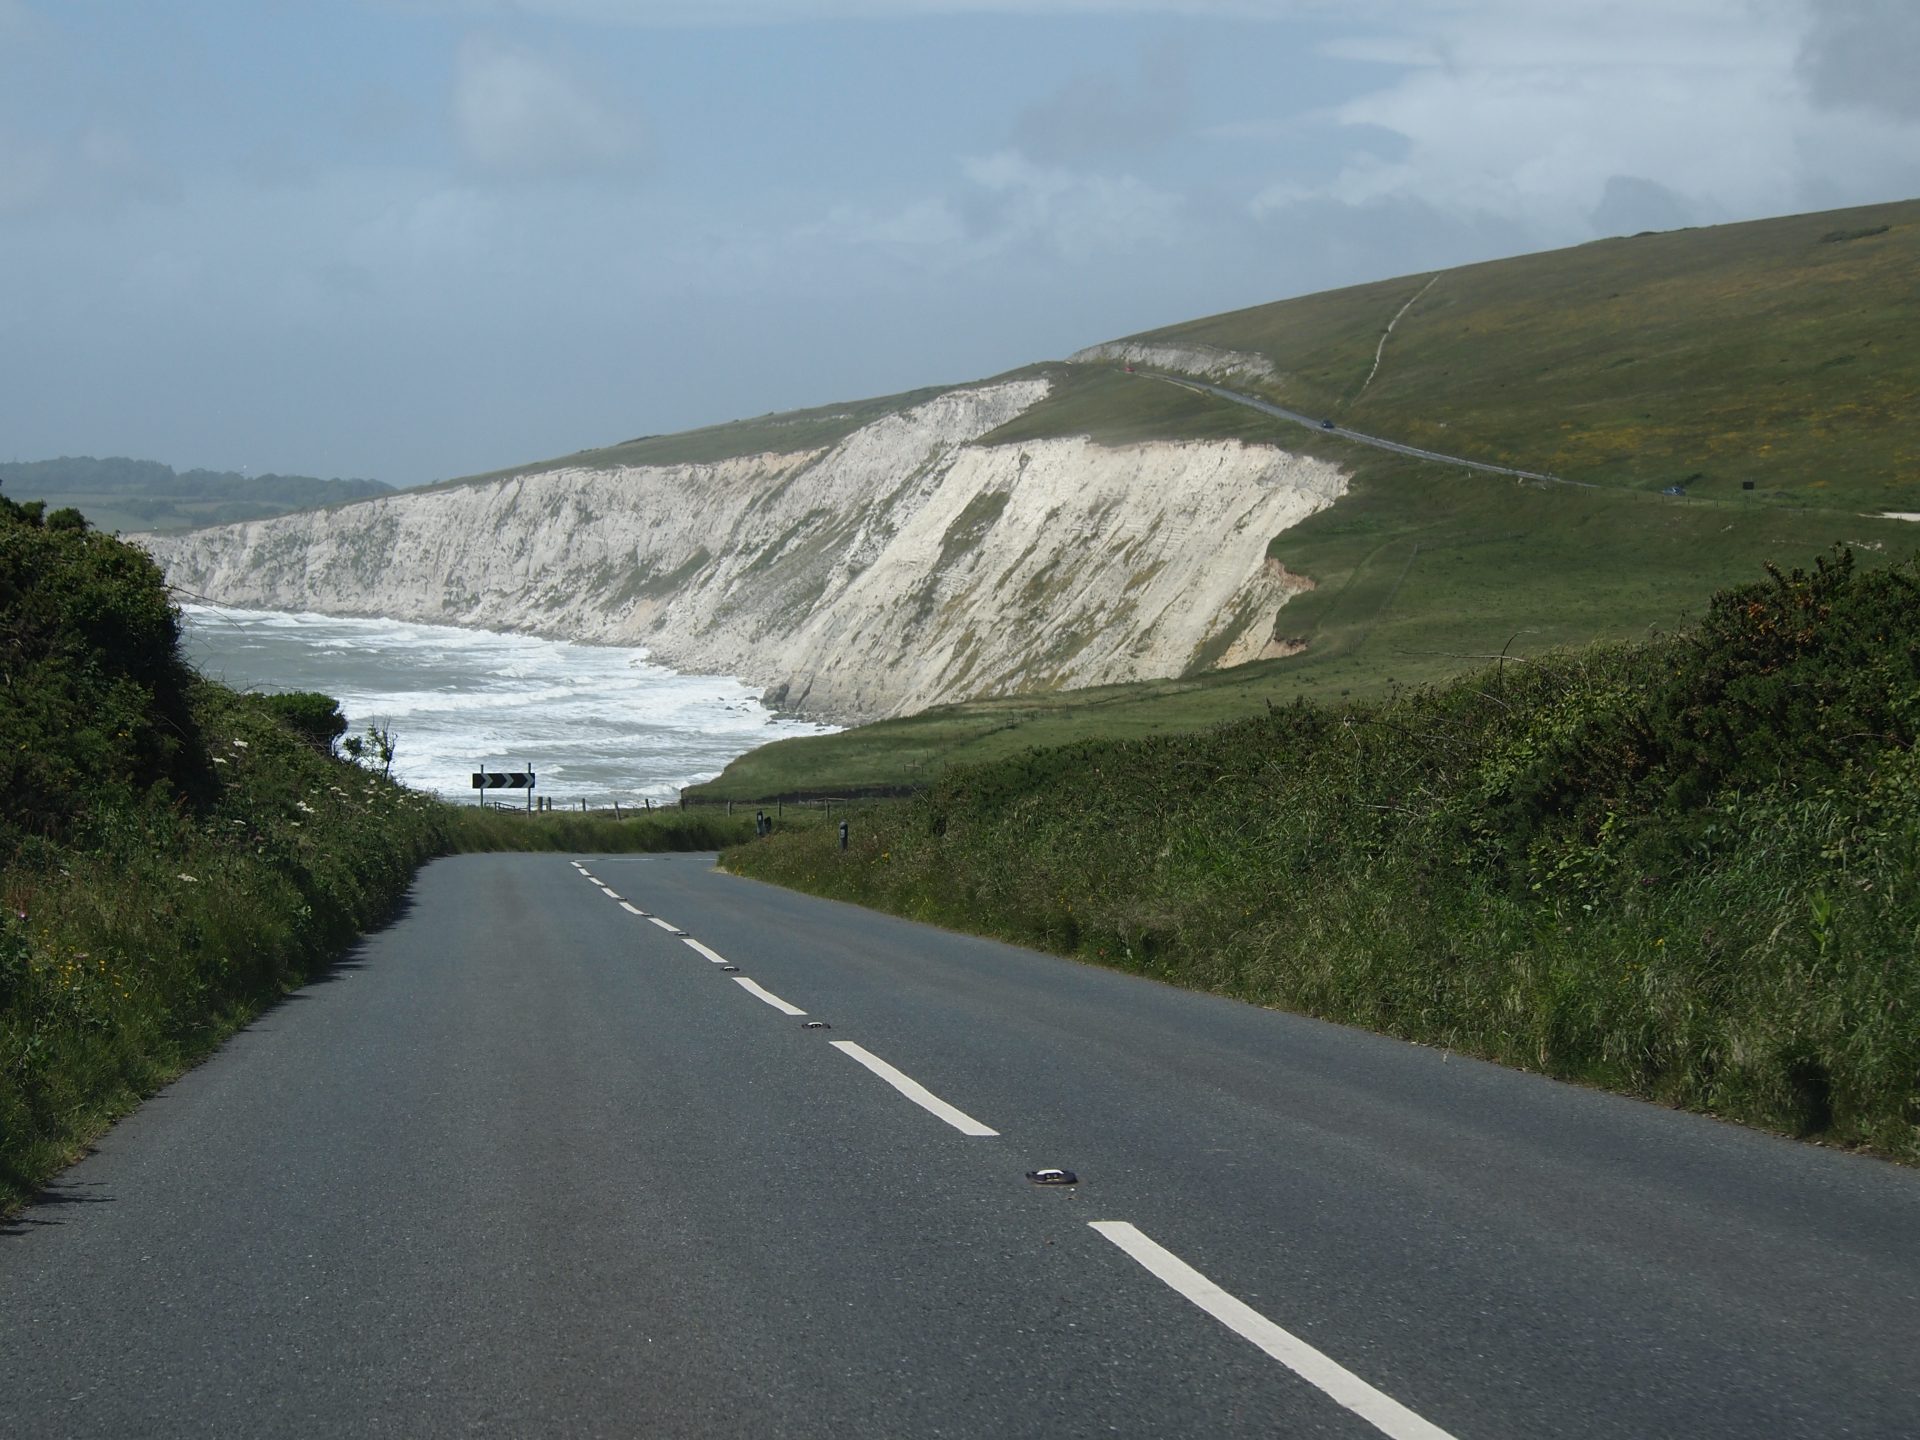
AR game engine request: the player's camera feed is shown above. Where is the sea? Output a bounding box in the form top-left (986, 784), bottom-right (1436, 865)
top-left (180, 605), bottom-right (838, 806)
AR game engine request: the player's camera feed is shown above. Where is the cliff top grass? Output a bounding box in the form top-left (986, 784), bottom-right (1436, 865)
top-left (438, 379), bottom-right (984, 488)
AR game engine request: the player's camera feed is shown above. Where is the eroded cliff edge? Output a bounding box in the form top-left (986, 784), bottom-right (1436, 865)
top-left (144, 380), bottom-right (1348, 723)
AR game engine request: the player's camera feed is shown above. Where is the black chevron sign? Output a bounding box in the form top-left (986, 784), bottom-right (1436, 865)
top-left (471, 771), bottom-right (535, 789)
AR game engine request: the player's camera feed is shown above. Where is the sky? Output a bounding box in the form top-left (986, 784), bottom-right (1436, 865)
top-left (2, 0), bottom-right (1916, 486)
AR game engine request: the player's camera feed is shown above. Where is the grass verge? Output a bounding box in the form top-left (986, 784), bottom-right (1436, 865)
top-left (723, 550), bottom-right (1920, 1161)
top-left (448, 806), bottom-right (757, 852)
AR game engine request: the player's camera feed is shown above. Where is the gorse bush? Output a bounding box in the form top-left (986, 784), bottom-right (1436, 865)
top-left (261, 691), bottom-right (350, 754)
top-left (0, 495), bottom-right (451, 1207)
top-left (728, 549), bottom-right (1920, 1160)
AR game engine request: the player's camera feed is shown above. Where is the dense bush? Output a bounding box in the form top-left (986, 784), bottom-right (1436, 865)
top-left (0, 497), bottom-right (206, 838)
top-left (261, 691), bottom-right (350, 753)
top-left (728, 549), bottom-right (1920, 1159)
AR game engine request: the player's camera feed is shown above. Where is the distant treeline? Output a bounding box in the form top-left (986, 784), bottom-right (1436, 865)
top-left (0, 456), bottom-right (391, 532)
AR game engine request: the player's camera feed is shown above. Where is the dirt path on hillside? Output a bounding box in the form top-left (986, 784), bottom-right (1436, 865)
top-left (1358, 273), bottom-right (1440, 399)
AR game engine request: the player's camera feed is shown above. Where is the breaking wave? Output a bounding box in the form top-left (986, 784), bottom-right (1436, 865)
top-left (181, 605), bottom-right (836, 804)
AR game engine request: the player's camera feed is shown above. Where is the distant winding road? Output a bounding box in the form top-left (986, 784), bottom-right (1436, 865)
top-left (1147, 373), bottom-right (1599, 490)
top-left (4, 852), bottom-right (1917, 1437)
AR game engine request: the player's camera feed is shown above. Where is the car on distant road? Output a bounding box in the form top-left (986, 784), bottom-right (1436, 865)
top-left (1320, 419), bottom-right (1336, 430)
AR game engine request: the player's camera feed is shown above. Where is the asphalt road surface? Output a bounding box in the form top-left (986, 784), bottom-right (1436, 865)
top-left (5, 852), bottom-right (1917, 1438)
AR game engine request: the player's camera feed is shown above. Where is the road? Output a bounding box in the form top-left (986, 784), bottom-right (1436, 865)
top-left (5, 852), bottom-right (1917, 1438)
top-left (1145, 373), bottom-right (1600, 490)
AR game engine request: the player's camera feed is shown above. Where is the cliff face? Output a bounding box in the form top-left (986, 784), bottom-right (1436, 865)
top-left (144, 380), bottom-right (1347, 723)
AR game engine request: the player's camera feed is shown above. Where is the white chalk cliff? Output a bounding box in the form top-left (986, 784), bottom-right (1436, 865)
top-left (144, 379), bottom-right (1348, 723)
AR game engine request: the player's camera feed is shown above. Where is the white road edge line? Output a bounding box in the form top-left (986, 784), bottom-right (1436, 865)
top-left (732, 976), bottom-right (808, 1016)
top-left (828, 1041), bottom-right (998, 1137)
top-left (1088, 1222), bottom-right (1457, 1440)
top-left (648, 917), bottom-right (681, 933)
top-left (619, 902), bottom-right (646, 916)
top-left (682, 938), bottom-right (729, 965)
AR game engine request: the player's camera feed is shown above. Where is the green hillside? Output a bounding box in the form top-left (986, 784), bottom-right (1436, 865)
top-left (697, 199), bottom-right (1920, 797)
top-left (1115, 198), bottom-right (1920, 512)
top-left (0, 457), bottom-right (392, 535)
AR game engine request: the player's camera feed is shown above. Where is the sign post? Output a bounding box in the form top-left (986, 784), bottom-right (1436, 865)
top-left (471, 767), bottom-right (537, 809)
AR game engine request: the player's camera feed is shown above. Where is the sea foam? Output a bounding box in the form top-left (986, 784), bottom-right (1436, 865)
top-left (182, 605), bottom-right (835, 804)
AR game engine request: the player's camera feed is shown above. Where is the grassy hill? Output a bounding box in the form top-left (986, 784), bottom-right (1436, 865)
top-left (1116, 198), bottom-right (1920, 512)
top-left (693, 199), bottom-right (1920, 797)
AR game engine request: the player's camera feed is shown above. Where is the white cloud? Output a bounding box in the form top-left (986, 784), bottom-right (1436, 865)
top-left (655, 149), bottom-right (1190, 299)
top-left (453, 35), bottom-right (645, 178)
top-left (1248, 0), bottom-right (1918, 244)
top-left (956, 150), bottom-right (1186, 258)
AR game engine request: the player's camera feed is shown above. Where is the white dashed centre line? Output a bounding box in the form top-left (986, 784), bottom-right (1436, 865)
top-left (648, 917), bottom-right (682, 933)
top-left (732, 976), bottom-right (808, 1016)
top-left (618, 902), bottom-right (646, 916)
top-left (1088, 1222), bottom-right (1457, 1440)
top-left (828, 1042), bottom-right (998, 1137)
top-left (682, 938), bottom-right (730, 965)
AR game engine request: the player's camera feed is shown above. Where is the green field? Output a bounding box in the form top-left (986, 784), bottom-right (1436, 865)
top-left (692, 199), bottom-right (1920, 798)
top-left (1127, 198), bottom-right (1920, 512)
